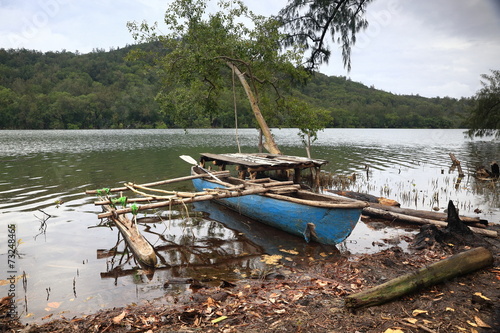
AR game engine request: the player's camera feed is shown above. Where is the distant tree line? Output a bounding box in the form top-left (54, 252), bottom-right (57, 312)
top-left (300, 75), bottom-right (474, 129)
top-left (0, 46), bottom-right (474, 130)
top-left (0, 46), bottom-right (163, 130)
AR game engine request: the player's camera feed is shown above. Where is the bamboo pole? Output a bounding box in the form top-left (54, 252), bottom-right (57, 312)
top-left (345, 247), bottom-right (493, 308)
top-left (95, 197), bottom-right (157, 205)
top-left (262, 180), bottom-right (295, 188)
top-left (363, 207), bottom-right (497, 238)
top-left (265, 185), bottom-right (300, 194)
top-left (85, 171), bottom-right (230, 194)
top-left (93, 184), bottom-right (247, 206)
top-left (126, 183), bottom-right (198, 197)
top-left (97, 186), bottom-right (272, 219)
top-left (264, 192), bottom-right (368, 209)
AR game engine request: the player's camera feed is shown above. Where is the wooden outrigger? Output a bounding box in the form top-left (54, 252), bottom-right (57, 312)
top-left (86, 153), bottom-right (497, 267)
top-left (85, 155), bottom-right (344, 267)
top-left (86, 170), bottom-right (241, 267)
top-left (85, 153), bottom-right (368, 266)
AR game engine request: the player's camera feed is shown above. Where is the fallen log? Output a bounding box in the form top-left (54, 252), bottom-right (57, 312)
top-left (345, 247), bottom-right (493, 308)
top-left (362, 207), bottom-right (497, 238)
top-left (332, 190), bottom-right (487, 226)
top-left (367, 203), bottom-right (488, 227)
top-left (328, 190), bottom-right (400, 207)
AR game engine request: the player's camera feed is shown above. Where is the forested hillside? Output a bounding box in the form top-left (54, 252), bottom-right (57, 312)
top-left (300, 75), bottom-right (473, 128)
top-left (0, 46), bottom-right (473, 130)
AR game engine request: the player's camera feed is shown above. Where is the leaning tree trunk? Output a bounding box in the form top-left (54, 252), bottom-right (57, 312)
top-left (227, 61), bottom-right (281, 155)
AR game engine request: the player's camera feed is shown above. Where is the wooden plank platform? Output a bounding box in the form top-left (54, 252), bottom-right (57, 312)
top-left (200, 153), bottom-right (328, 168)
top-left (199, 153), bottom-right (328, 181)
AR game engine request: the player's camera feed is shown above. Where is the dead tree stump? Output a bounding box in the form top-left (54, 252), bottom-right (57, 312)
top-left (491, 162), bottom-right (499, 178)
top-left (445, 200), bottom-right (473, 236)
top-left (412, 200), bottom-right (489, 251)
top-left (449, 153), bottom-right (465, 177)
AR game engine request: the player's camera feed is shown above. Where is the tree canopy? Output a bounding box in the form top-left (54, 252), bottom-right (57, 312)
top-left (279, 0), bottom-right (372, 72)
top-left (467, 69), bottom-right (500, 138)
top-left (128, 0), bottom-right (315, 153)
top-left (126, 0), bottom-right (376, 154)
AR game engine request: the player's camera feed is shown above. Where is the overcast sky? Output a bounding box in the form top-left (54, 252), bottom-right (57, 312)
top-left (1, 0), bottom-right (499, 99)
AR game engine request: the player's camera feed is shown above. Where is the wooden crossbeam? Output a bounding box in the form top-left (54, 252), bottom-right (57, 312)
top-left (85, 170), bottom-right (230, 194)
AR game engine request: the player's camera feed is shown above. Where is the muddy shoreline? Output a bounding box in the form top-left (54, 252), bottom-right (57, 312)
top-left (2, 223), bottom-right (499, 333)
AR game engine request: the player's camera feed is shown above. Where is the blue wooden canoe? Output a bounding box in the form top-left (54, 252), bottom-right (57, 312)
top-left (191, 160), bottom-right (367, 245)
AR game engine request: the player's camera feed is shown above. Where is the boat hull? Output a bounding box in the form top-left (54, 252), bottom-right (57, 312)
top-left (192, 176), bottom-right (362, 245)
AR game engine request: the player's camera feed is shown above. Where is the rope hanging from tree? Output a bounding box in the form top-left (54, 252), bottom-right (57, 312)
top-left (232, 64), bottom-right (241, 153)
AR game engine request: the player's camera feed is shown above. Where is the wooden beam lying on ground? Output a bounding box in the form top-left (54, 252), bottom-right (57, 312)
top-left (363, 207), bottom-right (497, 238)
top-left (331, 190), bottom-right (487, 226)
top-left (345, 247), bottom-right (494, 308)
top-left (367, 203), bottom-right (487, 226)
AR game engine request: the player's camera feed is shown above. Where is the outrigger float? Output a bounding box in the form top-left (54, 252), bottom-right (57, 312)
top-left (86, 153), bottom-right (367, 267)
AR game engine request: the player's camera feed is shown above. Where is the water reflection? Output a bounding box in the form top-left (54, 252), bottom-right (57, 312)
top-left (97, 202), bottom-right (342, 287)
top-left (98, 217), bottom-right (264, 283)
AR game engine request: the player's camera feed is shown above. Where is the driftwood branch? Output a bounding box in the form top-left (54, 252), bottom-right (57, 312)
top-left (345, 247), bottom-right (493, 308)
top-left (449, 153), bottom-right (465, 177)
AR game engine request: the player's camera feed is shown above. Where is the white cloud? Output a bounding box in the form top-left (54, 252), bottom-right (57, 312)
top-left (0, 0), bottom-right (498, 98)
top-left (320, 0), bottom-right (500, 98)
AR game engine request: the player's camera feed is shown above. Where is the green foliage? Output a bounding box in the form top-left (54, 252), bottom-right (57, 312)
top-left (96, 188), bottom-right (111, 196)
top-left (130, 203), bottom-right (139, 216)
top-left (127, 0), bottom-right (308, 132)
top-left (0, 46), bottom-right (472, 130)
top-left (0, 86), bottom-right (17, 128)
top-left (0, 46), bottom-right (162, 129)
top-left (293, 74), bottom-right (468, 129)
top-left (284, 97), bottom-right (332, 156)
top-left (111, 196), bottom-right (128, 208)
top-left (279, 0), bottom-right (372, 71)
top-left (466, 70), bottom-right (500, 138)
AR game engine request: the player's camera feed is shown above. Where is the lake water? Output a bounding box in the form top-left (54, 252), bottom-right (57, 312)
top-left (0, 128), bottom-right (498, 324)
